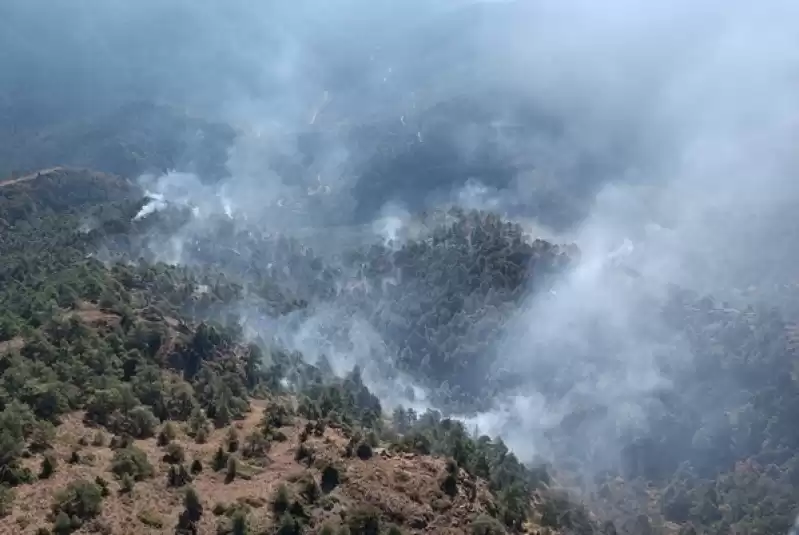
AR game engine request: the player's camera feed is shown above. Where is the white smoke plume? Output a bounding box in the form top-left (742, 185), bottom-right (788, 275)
top-left (6, 0), bottom-right (799, 478)
top-left (455, 1), bottom-right (799, 466)
top-left (141, 2), bottom-right (799, 468)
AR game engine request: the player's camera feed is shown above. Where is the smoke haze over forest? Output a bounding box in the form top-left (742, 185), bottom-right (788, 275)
top-left (3, 2), bottom-right (799, 532)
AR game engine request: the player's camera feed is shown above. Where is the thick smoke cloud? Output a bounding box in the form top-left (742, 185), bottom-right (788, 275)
top-left (6, 0), bottom-right (799, 478)
top-left (459, 0), bottom-right (799, 469)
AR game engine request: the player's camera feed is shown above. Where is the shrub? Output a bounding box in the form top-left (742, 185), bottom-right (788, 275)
top-left (94, 476), bottom-right (110, 498)
top-left (302, 422), bottom-right (316, 439)
top-left (231, 509), bottom-right (248, 535)
top-left (356, 442), bottom-right (373, 461)
top-left (160, 422), bottom-right (177, 442)
top-left (29, 421), bottom-right (56, 452)
top-left (213, 446), bottom-right (229, 472)
top-left (261, 404), bottom-right (292, 429)
top-left (168, 464), bottom-right (193, 488)
top-left (446, 459), bottom-right (458, 474)
top-left (119, 473), bottom-right (135, 494)
top-left (289, 499), bottom-right (307, 520)
top-left (225, 456), bottom-right (238, 484)
top-left (109, 435), bottom-right (132, 449)
top-left (184, 487), bottom-right (203, 521)
top-left (51, 480), bottom-right (103, 522)
top-left (441, 473), bottom-right (458, 497)
top-left (321, 465), bottom-right (341, 493)
top-left (346, 505), bottom-right (381, 535)
top-left (190, 458), bottom-right (203, 474)
top-left (386, 525), bottom-right (404, 535)
top-left (271, 485), bottom-right (290, 515)
top-left (91, 431), bottom-right (106, 447)
top-left (213, 400), bottom-right (232, 429)
top-left (195, 426), bottom-right (209, 444)
top-left (40, 453), bottom-right (57, 479)
top-left (470, 514), bottom-right (507, 535)
top-left (137, 509), bottom-right (165, 528)
top-left (111, 446), bottom-right (153, 481)
top-left (0, 464), bottom-right (33, 486)
top-left (0, 485), bottom-right (15, 518)
top-left (301, 475), bottom-right (320, 503)
top-left (52, 511), bottom-right (72, 534)
top-left (314, 420), bottom-right (326, 436)
top-left (188, 408), bottom-right (210, 439)
top-left (125, 406), bottom-right (159, 439)
top-left (156, 429), bottom-right (171, 447)
top-left (242, 431), bottom-right (270, 459)
top-left (177, 487), bottom-right (203, 533)
top-left (226, 427), bottom-right (240, 453)
top-left (275, 513), bottom-right (302, 535)
top-left (164, 442), bottom-right (185, 464)
top-left (295, 443), bottom-right (313, 465)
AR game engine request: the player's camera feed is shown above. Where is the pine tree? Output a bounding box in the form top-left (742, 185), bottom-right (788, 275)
top-left (226, 426), bottom-right (240, 452)
top-left (213, 446), bottom-right (228, 471)
top-left (176, 487), bottom-right (203, 535)
top-left (225, 456), bottom-right (237, 483)
top-left (184, 487), bottom-right (203, 522)
top-left (190, 458), bottom-right (203, 474)
top-left (39, 454), bottom-right (57, 479)
top-left (231, 509), bottom-right (249, 535)
top-left (119, 473), bottom-right (134, 494)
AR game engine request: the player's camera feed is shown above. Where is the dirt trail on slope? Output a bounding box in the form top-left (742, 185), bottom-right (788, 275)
top-left (0, 166), bottom-right (65, 187)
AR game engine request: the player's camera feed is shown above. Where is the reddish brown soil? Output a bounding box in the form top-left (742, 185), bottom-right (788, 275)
top-left (1, 398), bottom-right (505, 535)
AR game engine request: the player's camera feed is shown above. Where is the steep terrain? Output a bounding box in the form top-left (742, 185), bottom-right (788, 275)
top-left (3, 0), bottom-right (799, 533)
top-left (0, 168), bottom-right (598, 535)
top-left (1, 395), bottom-right (507, 535)
top-left (4, 141), bottom-right (799, 535)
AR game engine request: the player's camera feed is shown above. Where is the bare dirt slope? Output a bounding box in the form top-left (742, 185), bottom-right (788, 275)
top-left (0, 167), bottom-right (65, 187)
top-left (2, 400), bottom-right (502, 535)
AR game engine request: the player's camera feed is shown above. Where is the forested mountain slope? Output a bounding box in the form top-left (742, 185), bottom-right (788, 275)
top-left (2, 160), bottom-right (799, 535)
top-left (0, 167), bottom-right (601, 535)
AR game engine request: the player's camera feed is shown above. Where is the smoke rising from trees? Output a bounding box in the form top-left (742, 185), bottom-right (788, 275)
top-left (4, 0), bottom-right (799, 481)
